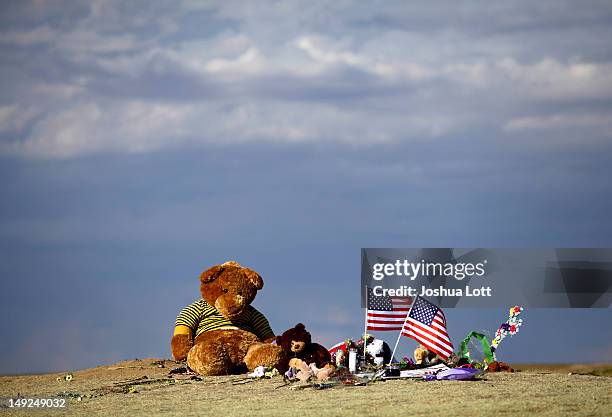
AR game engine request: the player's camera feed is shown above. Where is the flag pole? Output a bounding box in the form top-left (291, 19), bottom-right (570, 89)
top-left (388, 296), bottom-right (417, 365)
top-left (363, 285), bottom-right (368, 359)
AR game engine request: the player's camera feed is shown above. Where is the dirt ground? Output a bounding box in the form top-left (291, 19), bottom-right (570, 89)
top-left (1, 359), bottom-right (610, 417)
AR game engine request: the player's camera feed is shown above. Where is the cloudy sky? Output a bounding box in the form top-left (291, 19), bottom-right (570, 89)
top-left (1, 0), bottom-right (611, 374)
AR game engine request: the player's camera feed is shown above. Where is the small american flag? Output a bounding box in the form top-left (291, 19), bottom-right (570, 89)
top-left (328, 341), bottom-right (347, 356)
top-left (402, 296), bottom-right (453, 359)
top-left (366, 287), bottom-right (413, 331)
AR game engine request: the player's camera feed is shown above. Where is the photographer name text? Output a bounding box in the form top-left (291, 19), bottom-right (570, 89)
top-left (371, 285), bottom-right (492, 297)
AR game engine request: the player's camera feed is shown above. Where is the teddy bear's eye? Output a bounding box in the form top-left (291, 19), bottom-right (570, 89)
top-left (223, 288), bottom-right (228, 293)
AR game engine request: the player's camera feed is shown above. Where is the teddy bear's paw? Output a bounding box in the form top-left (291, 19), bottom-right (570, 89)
top-left (171, 333), bottom-right (193, 362)
top-left (187, 341), bottom-right (232, 376)
top-left (244, 342), bottom-right (285, 372)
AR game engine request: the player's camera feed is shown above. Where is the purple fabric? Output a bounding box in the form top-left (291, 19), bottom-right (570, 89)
top-left (435, 368), bottom-right (482, 381)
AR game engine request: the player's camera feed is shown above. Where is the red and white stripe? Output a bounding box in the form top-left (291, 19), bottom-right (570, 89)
top-left (402, 310), bottom-right (453, 359)
top-left (328, 341), bottom-right (347, 356)
top-left (366, 297), bottom-right (412, 331)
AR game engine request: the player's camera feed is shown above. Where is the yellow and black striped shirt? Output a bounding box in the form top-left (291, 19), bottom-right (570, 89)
top-left (175, 299), bottom-right (275, 341)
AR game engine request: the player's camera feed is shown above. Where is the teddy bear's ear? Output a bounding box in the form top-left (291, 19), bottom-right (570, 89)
top-left (244, 268), bottom-right (263, 290)
top-left (221, 260), bottom-right (242, 268)
top-left (200, 265), bottom-right (224, 283)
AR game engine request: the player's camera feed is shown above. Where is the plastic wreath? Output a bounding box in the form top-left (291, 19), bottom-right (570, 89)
top-left (458, 331), bottom-right (494, 364)
top-left (491, 305), bottom-right (524, 359)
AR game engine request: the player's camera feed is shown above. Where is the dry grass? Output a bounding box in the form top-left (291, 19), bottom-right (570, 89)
top-left (1, 359), bottom-right (610, 416)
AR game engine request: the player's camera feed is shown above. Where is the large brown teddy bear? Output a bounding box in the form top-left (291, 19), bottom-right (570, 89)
top-left (276, 323), bottom-right (331, 373)
top-left (171, 261), bottom-right (283, 375)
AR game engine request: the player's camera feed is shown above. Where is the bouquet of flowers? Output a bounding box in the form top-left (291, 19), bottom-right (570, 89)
top-left (491, 306), bottom-right (524, 359)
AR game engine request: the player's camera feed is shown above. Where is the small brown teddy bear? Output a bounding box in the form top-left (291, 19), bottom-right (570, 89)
top-left (171, 261), bottom-right (283, 375)
top-left (487, 361), bottom-right (514, 372)
top-left (276, 323), bottom-right (331, 373)
top-left (414, 345), bottom-right (443, 367)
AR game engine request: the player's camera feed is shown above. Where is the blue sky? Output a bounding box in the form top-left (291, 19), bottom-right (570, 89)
top-left (0, 1), bottom-right (611, 374)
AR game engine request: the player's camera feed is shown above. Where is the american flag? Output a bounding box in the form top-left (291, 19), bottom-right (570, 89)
top-left (402, 296), bottom-right (453, 359)
top-left (366, 287), bottom-right (413, 331)
top-left (328, 340), bottom-right (347, 356)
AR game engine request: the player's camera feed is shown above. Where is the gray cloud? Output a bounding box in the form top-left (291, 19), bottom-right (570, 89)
top-left (1, 1), bottom-right (612, 158)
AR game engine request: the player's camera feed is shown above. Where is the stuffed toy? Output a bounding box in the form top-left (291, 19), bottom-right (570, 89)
top-left (364, 338), bottom-right (392, 366)
top-left (487, 361), bottom-right (514, 372)
top-left (286, 358), bottom-right (335, 382)
top-left (171, 261), bottom-right (283, 375)
top-left (414, 345), bottom-right (443, 367)
top-left (288, 358), bottom-right (313, 382)
top-left (276, 323), bottom-right (331, 372)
